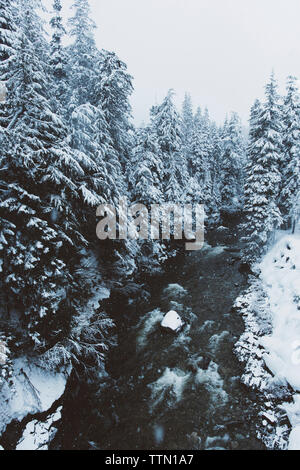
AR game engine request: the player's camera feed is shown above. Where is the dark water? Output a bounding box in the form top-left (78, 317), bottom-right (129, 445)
top-left (56, 240), bottom-right (265, 450)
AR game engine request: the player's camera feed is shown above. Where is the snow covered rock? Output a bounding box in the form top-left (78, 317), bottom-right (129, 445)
top-left (161, 311), bottom-right (183, 333)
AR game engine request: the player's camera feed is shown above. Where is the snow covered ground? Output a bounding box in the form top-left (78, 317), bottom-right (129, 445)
top-left (260, 232), bottom-right (300, 450)
top-left (235, 226), bottom-right (300, 450)
top-left (0, 357), bottom-right (69, 448)
top-left (16, 406), bottom-right (63, 451)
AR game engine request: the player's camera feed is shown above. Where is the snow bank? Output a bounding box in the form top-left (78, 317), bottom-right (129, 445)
top-left (260, 235), bottom-right (300, 449)
top-left (0, 357), bottom-right (69, 436)
top-left (260, 236), bottom-right (300, 390)
top-left (235, 231), bottom-right (300, 450)
top-left (161, 310), bottom-right (183, 333)
top-left (284, 395), bottom-right (300, 450)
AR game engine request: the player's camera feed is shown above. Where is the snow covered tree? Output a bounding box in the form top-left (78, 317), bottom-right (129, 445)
top-left (243, 75), bottom-right (283, 263)
top-left (0, 0), bottom-right (17, 129)
top-left (209, 122), bottom-right (222, 215)
top-left (0, 0), bottom-right (96, 352)
top-left (220, 112), bottom-right (245, 210)
top-left (181, 93), bottom-right (194, 143)
top-left (280, 76), bottom-right (300, 229)
top-left (68, 101), bottom-right (126, 221)
top-left (129, 127), bottom-right (163, 206)
top-left (181, 93), bottom-right (194, 172)
top-left (95, 50), bottom-right (134, 169)
top-left (151, 90), bottom-right (186, 202)
top-left (185, 107), bottom-right (211, 205)
top-left (68, 0), bottom-right (97, 107)
top-left (49, 0), bottom-right (68, 113)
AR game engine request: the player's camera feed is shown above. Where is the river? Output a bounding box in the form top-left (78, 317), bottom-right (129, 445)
top-left (54, 234), bottom-right (265, 450)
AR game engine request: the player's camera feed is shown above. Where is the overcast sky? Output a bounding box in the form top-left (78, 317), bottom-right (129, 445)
top-left (44, 0), bottom-right (300, 126)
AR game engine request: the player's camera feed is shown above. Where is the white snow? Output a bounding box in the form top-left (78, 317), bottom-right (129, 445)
top-left (282, 394), bottom-right (300, 450)
top-left (0, 357), bottom-right (69, 436)
top-left (16, 406), bottom-right (62, 451)
top-left (236, 229), bottom-right (300, 449)
top-left (260, 235), bottom-right (300, 390)
top-left (259, 234), bottom-right (300, 449)
top-left (288, 425), bottom-right (300, 451)
top-left (161, 310), bottom-right (183, 332)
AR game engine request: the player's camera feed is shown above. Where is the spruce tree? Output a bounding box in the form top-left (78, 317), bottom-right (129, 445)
top-left (68, 0), bottom-right (97, 107)
top-left (129, 127), bottom-right (163, 206)
top-left (181, 93), bottom-right (194, 174)
top-left (151, 90), bottom-right (186, 203)
top-left (95, 50), bottom-right (134, 169)
top-left (220, 112), bottom-right (245, 211)
top-left (0, 0), bottom-right (93, 351)
top-left (0, 0), bottom-right (17, 129)
top-left (243, 75), bottom-right (283, 263)
top-left (49, 0), bottom-right (68, 113)
top-left (185, 107), bottom-right (210, 205)
top-left (280, 76), bottom-right (300, 229)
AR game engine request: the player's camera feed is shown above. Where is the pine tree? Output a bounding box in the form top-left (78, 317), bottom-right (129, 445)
top-left (209, 122), bottom-right (222, 217)
top-left (280, 76), bottom-right (300, 229)
top-left (49, 0), bottom-right (68, 113)
top-left (68, 0), bottom-right (97, 107)
top-left (181, 93), bottom-right (194, 173)
top-left (0, 0), bottom-right (17, 129)
top-left (67, 1), bottom-right (122, 211)
top-left (243, 75), bottom-right (283, 263)
top-left (185, 107), bottom-right (210, 205)
top-left (0, 0), bottom-right (92, 350)
top-left (129, 127), bottom-right (163, 206)
top-left (151, 90), bottom-right (186, 203)
top-left (95, 50), bottom-right (134, 169)
top-left (220, 112), bottom-right (245, 211)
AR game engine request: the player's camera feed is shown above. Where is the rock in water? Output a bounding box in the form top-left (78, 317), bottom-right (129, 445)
top-left (161, 311), bottom-right (183, 333)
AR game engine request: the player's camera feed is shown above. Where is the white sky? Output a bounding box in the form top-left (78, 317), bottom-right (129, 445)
top-left (44, 0), bottom-right (300, 126)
